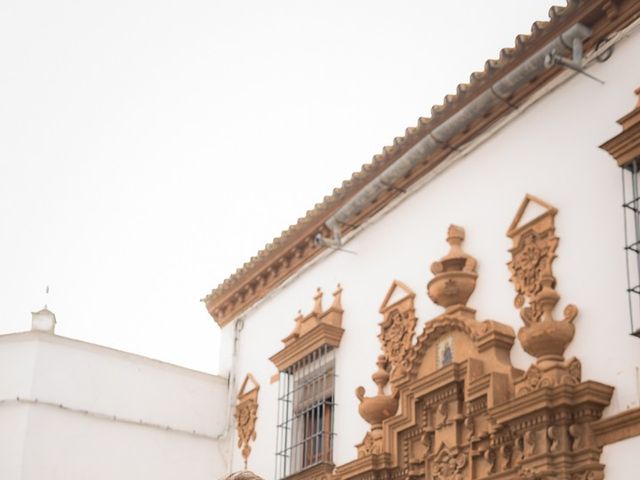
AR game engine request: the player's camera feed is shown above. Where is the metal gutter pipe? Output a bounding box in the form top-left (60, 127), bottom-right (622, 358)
top-left (325, 23), bottom-right (591, 237)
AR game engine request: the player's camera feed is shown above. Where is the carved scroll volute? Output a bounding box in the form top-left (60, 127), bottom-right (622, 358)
top-left (432, 444), bottom-right (467, 480)
top-left (378, 281), bottom-right (417, 382)
top-left (507, 195), bottom-right (577, 359)
top-left (235, 373), bottom-right (260, 469)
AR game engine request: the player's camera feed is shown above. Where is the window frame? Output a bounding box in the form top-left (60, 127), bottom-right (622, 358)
top-left (275, 345), bottom-right (336, 479)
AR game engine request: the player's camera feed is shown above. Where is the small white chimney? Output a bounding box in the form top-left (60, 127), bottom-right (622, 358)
top-left (31, 308), bottom-right (56, 334)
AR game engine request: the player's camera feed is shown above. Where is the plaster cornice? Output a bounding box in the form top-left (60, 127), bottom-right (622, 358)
top-left (592, 406), bottom-right (640, 446)
top-left (205, 0), bottom-right (640, 327)
top-left (600, 86), bottom-right (640, 167)
top-left (269, 322), bottom-right (344, 372)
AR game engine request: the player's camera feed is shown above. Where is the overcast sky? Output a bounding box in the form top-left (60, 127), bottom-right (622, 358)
top-left (0, 0), bottom-right (554, 374)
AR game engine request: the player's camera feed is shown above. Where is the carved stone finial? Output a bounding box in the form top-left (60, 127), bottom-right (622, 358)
top-left (355, 355), bottom-right (398, 458)
top-left (427, 224), bottom-right (478, 310)
top-left (378, 280), bottom-right (417, 383)
top-left (356, 355), bottom-right (397, 426)
top-left (235, 374), bottom-right (260, 469)
top-left (272, 286), bottom-right (345, 370)
top-left (334, 204), bottom-right (617, 480)
top-left (313, 287), bottom-right (323, 314)
top-left (372, 355), bottom-right (390, 395)
top-left (446, 223), bottom-right (465, 247)
top-left (507, 195), bottom-right (577, 360)
top-left (332, 284), bottom-right (343, 311)
top-left (291, 310), bottom-right (303, 337)
top-left (507, 195), bottom-right (581, 396)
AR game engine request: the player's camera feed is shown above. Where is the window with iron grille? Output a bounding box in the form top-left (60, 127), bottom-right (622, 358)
top-left (621, 157), bottom-right (640, 337)
top-left (600, 86), bottom-right (640, 337)
top-left (275, 345), bottom-right (336, 479)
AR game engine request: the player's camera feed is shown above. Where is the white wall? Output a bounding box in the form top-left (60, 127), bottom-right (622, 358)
top-left (220, 26), bottom-right (640, 479)
top-left (601, 435), bottom-right (640, 477)
top-left (0, 331), bottom-right (229, 480)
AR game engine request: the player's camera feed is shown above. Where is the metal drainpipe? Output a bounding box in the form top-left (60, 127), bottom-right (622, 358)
top-left (325, 23), bottom-right (591, 237)
top-left (215, 316), bottom-right (245, 474)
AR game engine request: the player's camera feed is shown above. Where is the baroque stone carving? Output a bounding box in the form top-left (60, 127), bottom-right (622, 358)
top-left (270, 285), bottom-right (344, 372)
top-left (427, 225), bottom-right (477, 310)
top-left (355, 355), bottom-right (399, 458)
top-left (335, 221), bottom-right (615, 480)
top-left (235, 373), bottom-right (260, 468)
top-left (379, 281), bottom-right (417, 382)
top-left (484, 447), bottom-right (496, 474)
top-left (524, 430), bottom-right (536, 457)
top-left (507, 195), bottom-right (581, 396)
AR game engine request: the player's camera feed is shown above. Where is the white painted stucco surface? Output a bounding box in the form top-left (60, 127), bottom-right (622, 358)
top-left (220, 27), bottom-right (640, 478)
top-left (601, 434), bottom-right (640, 478)
top-left (0, 330), bottom-right (229, 480)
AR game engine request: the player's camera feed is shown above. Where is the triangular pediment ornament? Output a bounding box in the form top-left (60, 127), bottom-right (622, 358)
top-left (336, 215), bottom-right (617, 480)
top-left (507, 193), bottom-right (558, 237)
top-left (377, 281), bottom-right (418, 383)
top-left (379, 280), bottom-right (415, 313)
top-left (235, 373), bottom-right (260, 469)
top-left (238, 373), bottom-right (260, 399)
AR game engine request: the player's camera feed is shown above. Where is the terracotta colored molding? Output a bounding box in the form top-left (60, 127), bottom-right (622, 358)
top-left (592, 406), bottom-right (640, 446)
top-left (334, 211), bottom-right (619, 480)
top-left (507, 195), bottom-right (582, 397)
top-left (282, 461), bottom-right (334, 480)
top-left (270, 286), bottom-right (344, 372)
top-left (334, 453), bottom-right (392, 479)
top-left (205, 0), bottom-right (640, 327)
top-left (355, 356), bottom-right (399, 458)
top-left (378, 280), bottom-right (417, 382)
top-left (600, 86), bottom-right (640, 167)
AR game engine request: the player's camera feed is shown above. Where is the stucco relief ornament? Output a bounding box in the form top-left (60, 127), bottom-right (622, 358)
top-left (235, 373), bottom-right (260, 469)
top-left (427, 225), bottom-right (478, 311)
top-left (507, 195), bottom-right (580, 395)
top-left (378, 281), bottom-right (417, 381)
top-left (355, 355), bottom-right (399, 458)
top-left (336, 216), bottom-right (616, 480)
top-left (431, 445), bottom-right (466, 480)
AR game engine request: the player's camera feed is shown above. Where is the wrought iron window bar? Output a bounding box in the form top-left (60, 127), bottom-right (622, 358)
top-left (621, 157), bottom-right (640, 337)
top-left (275, 345), bottom-right (336, 479)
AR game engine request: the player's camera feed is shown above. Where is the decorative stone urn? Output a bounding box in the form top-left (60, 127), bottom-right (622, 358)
top-left (517, 274), bottom-right (577, 359)
top-left (355, 355), bottom-right (399, 455)
top-left (507, 195), bottom-right (581, 395)
top-left (427, 225), bottom-right (478, 310)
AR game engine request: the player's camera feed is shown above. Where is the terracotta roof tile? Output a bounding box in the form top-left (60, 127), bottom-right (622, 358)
top-left (208, 1), bottom-right (571, 297)
top-left (205, 0), bottom-right (640, 325)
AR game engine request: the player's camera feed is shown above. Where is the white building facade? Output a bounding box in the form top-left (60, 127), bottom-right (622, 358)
top-left (0, 310), bottom-right (230, 480)
top-left (206, 3), bottom-right (640, 479)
